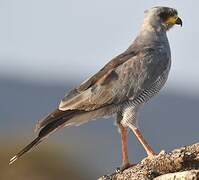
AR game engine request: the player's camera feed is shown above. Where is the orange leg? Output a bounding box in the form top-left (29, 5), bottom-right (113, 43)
top-left (118, 124), bottom-right (131, 169)
top-left (130, 126), bottom-right (156, 158)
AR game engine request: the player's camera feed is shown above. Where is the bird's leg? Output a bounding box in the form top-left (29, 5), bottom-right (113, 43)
top-left (129, 125), bottom-right (156, 158)
top-left (118, 124), bottom-right (131, 170)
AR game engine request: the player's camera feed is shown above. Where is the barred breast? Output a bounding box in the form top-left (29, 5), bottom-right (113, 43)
top-left (120, 70), bottom-right (169, 127)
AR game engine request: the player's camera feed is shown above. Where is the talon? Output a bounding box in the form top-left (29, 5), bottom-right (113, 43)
top-left (147, 150), bottom-right (166, 159)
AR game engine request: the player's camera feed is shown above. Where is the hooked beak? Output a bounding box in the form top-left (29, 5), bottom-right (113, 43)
top-left (175, 17), bottom-right (182, 26)
top-left (166, 15), bottom-right (183, 27)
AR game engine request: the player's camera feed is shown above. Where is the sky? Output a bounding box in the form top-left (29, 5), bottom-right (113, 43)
top-left (0, 0), bottom-right (198, 95)
top-left (1, 1), bottom-right (199, 176)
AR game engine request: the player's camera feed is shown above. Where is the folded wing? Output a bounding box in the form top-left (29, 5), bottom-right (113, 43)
top-left (59, 50), bottom-right (138, 111)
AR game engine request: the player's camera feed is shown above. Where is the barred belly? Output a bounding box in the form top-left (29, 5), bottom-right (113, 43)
top-left (120, 72), bottom-right (169, 127)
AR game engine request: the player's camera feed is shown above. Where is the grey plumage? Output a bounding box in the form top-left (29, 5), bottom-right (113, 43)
top-left (9, 6), bottom-right (182, 165)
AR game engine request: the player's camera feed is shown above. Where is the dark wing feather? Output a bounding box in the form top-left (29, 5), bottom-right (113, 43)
top-left (35, 109), bottom-right (82, 132)
top-left (59, 47), bottom-right (170, 111)
top-left (9, 47), bottom-right (170, 165)
top-left (10, 109), bottom-right (85, 164)
top-left (59, 50), bottom-right (137, 111)
top-left (77, 50), bottom-right (137, 91)
top-left (37, 47), bottom-right (170, 130)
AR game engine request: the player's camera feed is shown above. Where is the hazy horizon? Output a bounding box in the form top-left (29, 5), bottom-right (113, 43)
top-left (0, 0), bottom-right (199, 96)
top-left (1, 1), bottom-right (199, 179)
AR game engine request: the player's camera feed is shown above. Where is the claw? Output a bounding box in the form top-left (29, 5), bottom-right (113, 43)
top-left (142, 152), bottom-right (157, 162)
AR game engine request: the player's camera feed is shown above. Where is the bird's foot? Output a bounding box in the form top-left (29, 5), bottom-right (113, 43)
top-left (145, 150), bottom-right (167, 162)
top-left (145, 149), bottom-right (157, 160)
top-left (147, 153), bottom-right (156, 160)
top-left (115, 162), bottom-right (134, 173)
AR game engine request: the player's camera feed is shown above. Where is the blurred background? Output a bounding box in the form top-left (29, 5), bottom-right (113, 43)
top-left (1, 0), bottom-right (199, 179)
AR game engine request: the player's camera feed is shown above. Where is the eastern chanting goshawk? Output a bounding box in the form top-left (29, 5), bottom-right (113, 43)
top-left (9, 6), bottom-right (182, 170)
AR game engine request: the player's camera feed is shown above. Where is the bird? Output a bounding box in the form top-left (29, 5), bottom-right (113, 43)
top-left (9, 6), bottom-right (182, 170)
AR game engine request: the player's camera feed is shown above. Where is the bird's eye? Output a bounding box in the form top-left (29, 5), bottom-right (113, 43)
top-left (159, 12), bottom-right (168, 21)
top-left (159, 10), bottom-right (178, 22)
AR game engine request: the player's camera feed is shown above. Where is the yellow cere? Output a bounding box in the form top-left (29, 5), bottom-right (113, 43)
top-left (166, 15), bottom-right (179, 25)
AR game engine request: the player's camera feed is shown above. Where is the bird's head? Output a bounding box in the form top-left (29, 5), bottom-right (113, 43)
top-left (143, 7), bottom-right (182, 31)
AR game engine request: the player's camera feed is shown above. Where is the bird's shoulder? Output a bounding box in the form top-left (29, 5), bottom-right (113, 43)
top-left (58, 50), bottom-right (137, 110)
top-left (59, 46), bottom-right (170, 111)
top-left (78, 50), bottom-right (137, 91)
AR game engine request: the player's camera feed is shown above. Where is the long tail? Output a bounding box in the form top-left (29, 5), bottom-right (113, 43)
top-left (9, 137), bottom-right (41, 165)
top-left (9, 104), bottom-right (118, 165)
top-left (9, 109), bottom-right (81, 165)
